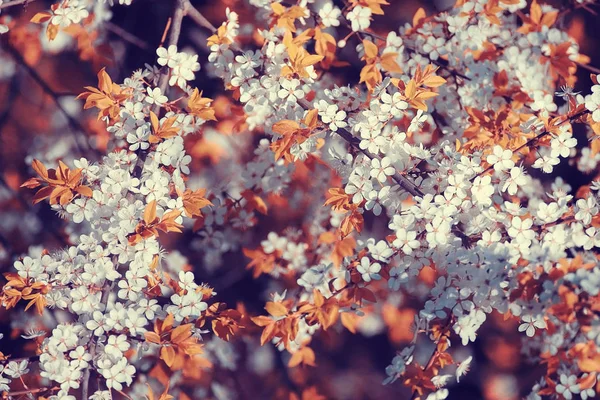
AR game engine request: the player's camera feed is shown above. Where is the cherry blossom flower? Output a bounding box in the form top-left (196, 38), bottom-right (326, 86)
top-left (347, 6), bottom-right (371, 32)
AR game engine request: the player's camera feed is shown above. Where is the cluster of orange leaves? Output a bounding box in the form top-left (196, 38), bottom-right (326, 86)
top-left (391, 65), bottom-right (446, 111)
top-left (246, 233), bottom-right (401, 362)
top-left (250, 290), bottom-right (339, 367)
top-left (144, 314), bottom-right (205, 369)
top-left (1, 272), bottom-right (49, 315)
top-left (281, 32), bottom-right (324, 79)
top-left (270, 2), bottom-right (306, 33)
top-left (271, 109), bottom-right (320, 162)
top-left (405, 324), bottom-right (454, 397)
top-left (30, 7), bottom-right (111, 68)
top-left (20, 159), bottom-right (93, 206)
top-left (127, 200), bottom-right (184, 245)
top-left (78, 68), bottom-right (130, 121)
top-left (324, 188), bottom-right (364, 238)
top-left (269, 9), bottom-right (346, 73)
top-left (249, 275), bottom-right (409, 369)
top-left (360, 39), bottom-right (402, 91)
top-left (187, 88), bottom-right (217, 121)
top-left (144, 295), bottom-right (244, 370)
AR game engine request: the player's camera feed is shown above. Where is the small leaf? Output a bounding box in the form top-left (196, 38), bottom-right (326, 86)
top-left (412, 7), bottom-right (426, 27)
top-left (272, 120), bottom-right (300, 136)
top-left (30, 12), bottom-right (52, 24)
top-left (362, 40), bottom-right (378, 60)
top-left (265, 301), bottom-right (288, 317)
top-left (144, 200), bottom-right (157, 225)
top-left (160, 346), bottom-right (176, 367)
top-left (405, 79), bottom-right (417, 99)
top-left (422, 75), bottom-right (447, 88)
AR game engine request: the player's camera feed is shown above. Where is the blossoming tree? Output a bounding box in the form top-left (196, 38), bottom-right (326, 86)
top-left (1, 0), bottom-right (600, 399)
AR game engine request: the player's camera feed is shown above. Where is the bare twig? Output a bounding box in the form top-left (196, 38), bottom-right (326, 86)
top-left (105, 22), bottom-right (151, 52)
top-left (184, 1), bottom-right (217, 31)
top-left (3, 385), bottom-right (59, 398)
top-left (184, 2), bottom-right (242, 52)
top-left (159, 17), bottom-right (173, 47)
top-left (404, 47), bottom-right (471, 81)
top-left (577, 61), bottom-right (600, 75)
top-left (557, 0), bottom-right (598, 21)
top-left (7, 44), bottom-right (90, 155)
top-left (0, 0), bottom-right (34, 10)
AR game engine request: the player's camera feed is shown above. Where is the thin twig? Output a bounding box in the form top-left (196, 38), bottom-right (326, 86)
top-left (0, 0), bottom-right (34, 10)
top-left (403, 46), bottom-right (471, 81)
top-left (4, 385), bottom-right (59, 398)
top-left (576, 61), bottom-right (600, 75)
top-left (184, 2), bottom-right (242, 51)
top-left (184, 1), bottom-right (217, 31)
top-left (7, 44), bottom-right (90, 155)
top-left (557, 1), bottom-right (597, 21)
top-left (105, 22), bottom-right (151, 52)
top-left (333, 124), bottom-right (424, 197)
top-left (159, 17), bottom-right (173, 48)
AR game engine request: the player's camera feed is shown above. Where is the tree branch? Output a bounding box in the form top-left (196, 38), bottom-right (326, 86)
top-left (154, 0), bottom-right (187, 114)
top-left (81, 283), bottom-right (113, 399)
top-left (297, 98), bottom-right (424, 197)
top-left (133, 0), bottom-right (188, 180)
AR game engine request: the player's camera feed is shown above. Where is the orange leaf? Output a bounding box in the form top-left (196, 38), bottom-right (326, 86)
top-left (76, 186), bottom-right (93, 197)
top-left (171, 324), bottom-right (192, 344)
top-left (272, 120), bottom-right (300, 136)
top-left (331, 236), bottom-right (356, 267)
top-left (288, 347), bottom-right (316, 368)
top-left (303, 109), bottom-right (319, 129)
top-left (422, 75), bottom-right (447, 88)
top-left (144, 332), bottom-right (162, 344)
top-left (362, 40), bottom-right (378, 60)
top-left (265, 301), bottom-right (288, 317)
top-left (405, 79), bottom-right (417, 99)
top-left (31, 159), bottom-right (48, 180)
top-left (30, 12), bottom-right (52, 24)
top-left (144, 201), bottom-right (157, 225)
top-left (380, 53), bottom-right (403, 74)
top-left (412, 7), bottom-right (426, 27)
top-left (160, 346), bottom-right (176, 367)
